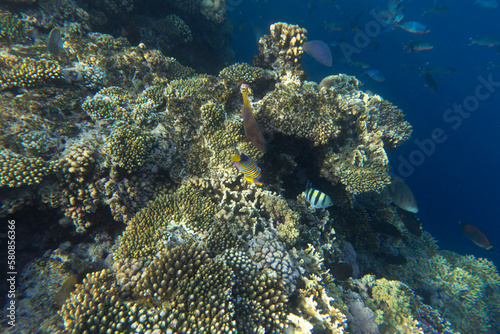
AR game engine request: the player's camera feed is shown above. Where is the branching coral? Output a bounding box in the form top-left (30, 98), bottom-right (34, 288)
top-left (105, 123), bottom-right (156, 173)
top-left (58, 244), bottom-right (288, 333)
top-left (0, 56), bottom-right (63, 90)
top-left (253, 22), bottom-right (308, 80)
top-left (0, 9), bottom-right (34, 44)
top-left (219, 62), bottom-right (276, 86)
top-left (326, 160), bottom-right (391, 197)
top-left (0, 149), bottom-right (56, 187)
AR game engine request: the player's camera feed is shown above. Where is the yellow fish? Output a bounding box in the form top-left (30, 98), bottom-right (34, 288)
top-left (232, 154), bottom-right (262, 186)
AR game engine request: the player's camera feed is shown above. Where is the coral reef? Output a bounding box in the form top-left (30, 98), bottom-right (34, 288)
top-left (1, 4), bottom-right (498, 333)
top-left (0, 9), bottom-right (34, 44)
top-left (57, 244), bottom-right (288, 333)
top-left (0, 56), bottom-right (63, 90)
top-left (0, 149), bottom-right (56, 187)
top-left (254, 22), bottom-right (308, 80)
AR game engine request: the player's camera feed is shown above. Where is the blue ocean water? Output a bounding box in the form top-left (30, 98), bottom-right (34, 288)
top-left (229, 0), bottom-right (500, 266)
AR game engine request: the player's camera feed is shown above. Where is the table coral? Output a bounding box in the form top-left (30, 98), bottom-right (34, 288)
top-left (218, 62), bottom-right (276, 86)
top-left (327, 160), bottom-right (391, 196)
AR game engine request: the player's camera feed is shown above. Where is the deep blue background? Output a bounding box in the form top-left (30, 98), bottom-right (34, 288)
top-left (228, 0), bottom-right (500, 266)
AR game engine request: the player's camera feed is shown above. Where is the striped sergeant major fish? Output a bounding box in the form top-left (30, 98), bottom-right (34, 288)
top-left (305, 181), bottom-right (333, 209)
top-left (232, 154), bottom-right (263, 186)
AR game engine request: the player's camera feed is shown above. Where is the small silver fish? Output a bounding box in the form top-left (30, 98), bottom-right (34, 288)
top-left (304, 181), bottom-right (333, 209)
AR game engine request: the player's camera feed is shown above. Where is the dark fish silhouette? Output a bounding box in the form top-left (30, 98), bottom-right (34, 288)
top-left (424, 72), bottom-right (438, 92)
top-left (397, 207), bottom-right (422, 237)
top-left (240, 84), bottom-right (266, 152)
top-left (459, 221), bottom-right (495, 251)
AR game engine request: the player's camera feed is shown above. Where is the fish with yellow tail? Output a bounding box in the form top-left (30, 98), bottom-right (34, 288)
top-left (232, 154), bottom-right (263, 186)
top-left (459, 221), bottom-right (496, 251)
top-left (240, 84), bottom-right (266, 153)
top-left (304, 181), bottom-right (333, 209)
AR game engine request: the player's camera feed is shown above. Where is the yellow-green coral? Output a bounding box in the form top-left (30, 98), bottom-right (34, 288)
top-left (60, 245), bottom-right (288, 333)
top-left (253, 22), bottom-right (308, 79)
top-left (106, 124), bottom-right (156, 173)
top-left (0, 10), bottom-right (34, 44)
top-left (360, 275), bottom-right (425, 333)
top-left (0, 56), bottom-right (63, 90)
top-left (391, 251), bottom-right (500, 333)
top-left (218, 62), bottom-right (275, 85)
top-left (114, 184), bottom-right (219, 260)
top-left (200, 101), bottom-right (244, 169)
top-left (325, 160), bottom-right (391, 196)
top-left (81, 87), bottom-right (135, 122)
top-left (0, 149), bottom-right (56, 187)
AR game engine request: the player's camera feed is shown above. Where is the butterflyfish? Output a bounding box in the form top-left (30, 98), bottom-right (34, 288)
top-left (388, 176), bottom-right (418, 213)
top-left (232, 154), bottom-right (263, 186)
top-left (304, 181), bottom-right (333, 209)
top-left (240, 84), bottom-right (266, 153)
top-left (459, 221), bottom-right (495, 251)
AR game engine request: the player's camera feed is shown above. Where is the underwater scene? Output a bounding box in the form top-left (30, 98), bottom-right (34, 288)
top-left (1, 0), bottom-right (499, 333)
